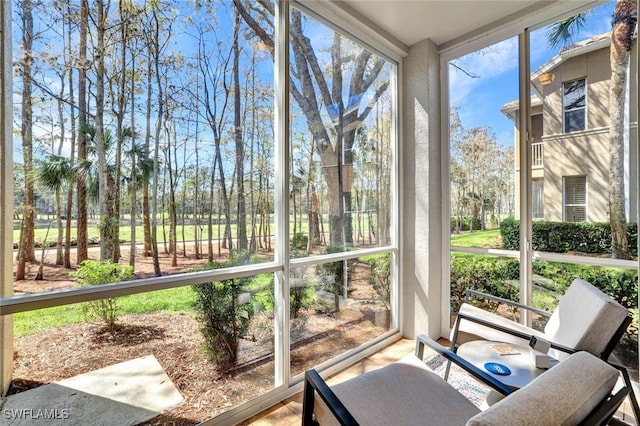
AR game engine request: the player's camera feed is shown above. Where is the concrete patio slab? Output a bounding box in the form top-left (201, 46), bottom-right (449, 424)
top-left (1, 355), bottom-right (183, 425)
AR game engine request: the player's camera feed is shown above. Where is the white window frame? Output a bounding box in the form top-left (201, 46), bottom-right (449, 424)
top-left (0, 0), bottom-right (402, 422)
top-left (532, 178), bottom-right (544, 220)
top-left (562, 78), bottom-right (587, 133)
top-left (563, 175), bottom-right (588, 222)
top-left (441, 3), bottom-right (638, 340)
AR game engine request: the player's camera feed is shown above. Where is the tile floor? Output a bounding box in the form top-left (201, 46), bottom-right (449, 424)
top-left (240, 338), bottom-right (639, 425)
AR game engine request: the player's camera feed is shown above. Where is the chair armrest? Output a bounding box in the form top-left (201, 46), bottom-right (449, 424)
top-left (464, 289), bottom-right (551, 318)
top-left (416, 334), bottom-right (514, 396)
top-left (455, 310), bottom-right (577, 356)
top-left (303, 369), bottom-right (359, 426)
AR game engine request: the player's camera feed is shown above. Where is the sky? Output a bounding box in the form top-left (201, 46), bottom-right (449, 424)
top-left (448, 1), bottom-right (616, 148)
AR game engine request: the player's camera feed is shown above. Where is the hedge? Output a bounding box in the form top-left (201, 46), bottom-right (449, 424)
top-left (450, 254), bottom-right (519, 313)
top-left (500, 218), bottom-right (638, 256)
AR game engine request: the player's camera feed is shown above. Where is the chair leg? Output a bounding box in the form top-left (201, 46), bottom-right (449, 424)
top-left (619, 365), bottom-right (640, 423)
top-left (444, 316), bottom-right (462, 381)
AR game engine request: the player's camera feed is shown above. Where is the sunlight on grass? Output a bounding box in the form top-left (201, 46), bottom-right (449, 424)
top-left (450, 229), bottom-right (502, 248)
top-left (14, 287), bottom-right (196, 338)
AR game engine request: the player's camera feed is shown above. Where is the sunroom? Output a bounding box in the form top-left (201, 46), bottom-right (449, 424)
top-left (0, 0), bottom-right (638, 425)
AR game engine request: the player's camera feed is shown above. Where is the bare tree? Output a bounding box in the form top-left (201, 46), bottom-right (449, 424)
top-left (236, 0), bottom-right (389, 246)
top-left (16, 0), bottom-right (36, 281)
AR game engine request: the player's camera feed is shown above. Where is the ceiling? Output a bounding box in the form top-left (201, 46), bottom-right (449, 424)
top-left (335, 1), bottom-right (588, 47)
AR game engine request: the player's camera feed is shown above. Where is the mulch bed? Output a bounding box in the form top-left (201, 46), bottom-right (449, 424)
top-left (9, 251), bottom-right (389, 424)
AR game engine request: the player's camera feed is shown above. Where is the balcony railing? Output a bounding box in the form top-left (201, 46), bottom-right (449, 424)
top-left (532, 142), bottom-right (544, 168)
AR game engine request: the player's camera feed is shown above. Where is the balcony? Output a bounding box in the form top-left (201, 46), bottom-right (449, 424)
top-left (532, 142), bottom-right (544, 169)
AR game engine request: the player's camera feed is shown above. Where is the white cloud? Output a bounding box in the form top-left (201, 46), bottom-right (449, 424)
top-left (449, 37), bottom-right (518, 107)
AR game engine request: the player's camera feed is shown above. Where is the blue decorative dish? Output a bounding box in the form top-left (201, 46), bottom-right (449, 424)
top-left (484, 362), bottom-right (511, 376)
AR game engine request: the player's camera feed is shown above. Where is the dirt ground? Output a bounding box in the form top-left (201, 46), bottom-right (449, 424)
top-left (9, 248), bottom-right (389, 425)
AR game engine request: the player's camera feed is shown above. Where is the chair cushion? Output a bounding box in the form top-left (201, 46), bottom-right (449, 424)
top-left (544, 278), bottom-right (628, 356)
top-left (465, 351), bottom-right (618, 426)
top-left (314, 355), bottom-right (480, 426)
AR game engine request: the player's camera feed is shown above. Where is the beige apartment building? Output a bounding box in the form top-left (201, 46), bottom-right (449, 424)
top-left (503, 33), bottom-right (638, 223)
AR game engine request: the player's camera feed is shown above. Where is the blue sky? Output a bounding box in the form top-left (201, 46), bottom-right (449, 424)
top-left (449, 1), bottom-right (616, 148)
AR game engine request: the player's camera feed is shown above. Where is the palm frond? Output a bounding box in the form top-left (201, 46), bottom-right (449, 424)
top-left (547, 13), bottom-right (589, 49)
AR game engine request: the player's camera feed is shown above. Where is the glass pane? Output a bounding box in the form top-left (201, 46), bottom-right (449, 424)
top-left (564, 110), bottom-right (586, 133)
top-left (448, 35), bottom-right (518, 318)
top-left (290, 254), bottom-right (392, 377)
top-left (289, 8), bottom-right (394, 257)
top-left (563, 79), bottom-right (586, 109)
top-left (530, 0), bottom-right (638, 381)
top-left (12, 1), bottom-right (275, 297)
top-left (10, 282), bottom-right (275, 423)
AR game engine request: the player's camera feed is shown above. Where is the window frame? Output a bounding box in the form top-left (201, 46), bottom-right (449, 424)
top-left (562, 78), bottom-right (587, 133)
top-left (0, 0), bottom-right (402, 422)
top-left (532, 178), bottom-right (544, 219)
top-left (563, 175), bottom-right (587, 222)
top-left (442, 5), bottom-right (638, 340)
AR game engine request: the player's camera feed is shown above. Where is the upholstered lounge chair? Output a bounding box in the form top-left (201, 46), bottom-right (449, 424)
top-left (302, 335), bottom-right (628, 426)
top-left (450, 278), bottom-right (630, 362)
top-left (449, 277), bottom-right (637, 420)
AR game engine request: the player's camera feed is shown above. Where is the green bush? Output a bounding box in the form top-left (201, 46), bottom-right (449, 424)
top-left (291, 233), bottom-right (308, 251)
top-left (501, 219), bottom-right (638, 256)
top-left (367, 253), bottom-right (391, 309)
top-left (192, 253), bottom-right (254, 370)
top-left (315, 245), bottom-right (353, 313)
top-left (533, 261), bottom-right (638, 309)
top-left (450, 254), bottom-right (519, 313)
top-left (71, 260), bottom-right (134, 329)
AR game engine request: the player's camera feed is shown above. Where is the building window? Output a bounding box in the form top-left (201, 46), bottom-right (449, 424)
top-left (563, 176), bottom-right (587, 222)
top-left (563, 78), bottom-right (586, 133)
top-left (532, 178), bottom-right (544, 219)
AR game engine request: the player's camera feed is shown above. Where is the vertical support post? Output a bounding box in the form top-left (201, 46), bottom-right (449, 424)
top-left (0, 0), bottom-right (14, 396)
top-left (274, 0), bottom-right (290, 388)
top-left (518, 31), bottom-right (533, 327)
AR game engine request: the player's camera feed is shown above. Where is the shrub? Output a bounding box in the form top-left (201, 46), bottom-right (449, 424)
top-left (71, 260), bottom-right (134, 329)
top-left (290, 282), bottom-right (313, 319)
top-left (367, 253), bottom-right (391, 309)
top-left (314, 245), bottom-right (353, 313)
top-left (500, 219), bottom-right (638, 256)
top-left (192, 252), bottom-right (254, 370)
top-left (450, 254), bottom-right (519, 313)
top-left (533, 260), bottom-right (638, 309)
top-left (291, 233), bottom-right (308, 251)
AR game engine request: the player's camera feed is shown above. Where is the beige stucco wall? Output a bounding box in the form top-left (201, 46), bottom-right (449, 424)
top-left (543, 129), bottom-right (610, 221)
top-left (525, 40), bottom-right (638, 224)
top-left (401, 37), bottom-right (443, 340)
top-left (542, 47), bottom-right (612, 135)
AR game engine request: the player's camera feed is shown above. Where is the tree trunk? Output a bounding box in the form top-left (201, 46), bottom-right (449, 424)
top-left (64, 0), bottom-right (76, 270)
top-left (608, 0), bottom-right (636, 260)
top-left (16, 0), bottom-right (36, 281)
top-left (95, 0), bottom-right (115, 262)
top-left (143, 52), bottom-right (153, 258)
top-left (76, 0), bottom-right (89, 264)
top-left (233, 8), bottom-right (248, 252)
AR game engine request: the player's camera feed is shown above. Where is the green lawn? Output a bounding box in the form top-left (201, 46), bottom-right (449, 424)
top-left (450, 228), bottom-right (502, 248)
top-left (14, 286), bottom-right (196, 338)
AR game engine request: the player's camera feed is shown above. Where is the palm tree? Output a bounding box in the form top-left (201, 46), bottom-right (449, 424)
top-left (37, 155), bottom-right (75, 266)
top-left (548, 0), bottom-right (637, 259)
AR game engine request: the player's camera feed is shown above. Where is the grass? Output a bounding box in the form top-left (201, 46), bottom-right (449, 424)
top-left (14, 286), bottom-right (197, 338)
top-left (450, 228), bottom-right (502, 248)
